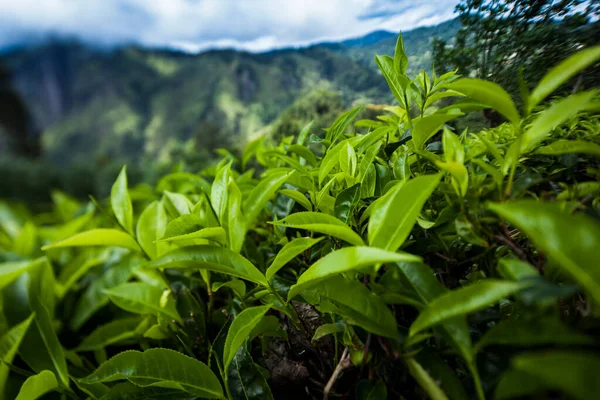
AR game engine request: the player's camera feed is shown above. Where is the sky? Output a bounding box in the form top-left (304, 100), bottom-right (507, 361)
top-left (0, 0), bottom-right (459, 53)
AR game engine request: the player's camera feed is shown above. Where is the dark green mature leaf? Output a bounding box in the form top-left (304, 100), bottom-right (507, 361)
top-left (528, 46), bottom-right (600, 112)
top-left (227, 348), bottom-right (274, 400)
top-left (368, 174), bottom-right (441, 251)
top-left (496, 352), bottom-right (600, 400)
top-left (521, 91), bottom-right (596, 153)
top-left (0, 314), bottom-right (35, 389)
top-left (265, 237), bottom-right (324, 282)
top-left (272, 212), bottom-right (364, 246)
top-left (410, 280), bottom-right (525, 335)
top-left (148, 245), bottom-right (267, 286)
top-left (136, 201), bottom-right (167, 259)
top-left (111, 166), bottom-right (134, 234)
top-left (104, 283), bottom-right (181, 323)
top-left (497, 258), bottom-right (539, 281)
top-left (42, 229), bottom-right (142, 252)
top-left (82, 348), bottom-right (224, 398)
top-left (448, 78), bottom-right (520, 125)
top-left (75, 317), bottom-right (143, 352)
top-left (334, 183), bottom-right (361, 224)
top-left (243, 171), bottom-right (291, 225)
top-left (288, 246), bottom-right (421, 300)
top-left (355, 380), bottom-right (387, 400)
top-left (304, 276), bottom-right (399, 338)
top-left (223, 305), bottom-right (270, 374)
top-left (476, 316), bottom-right (592, 352)
top-left (15, 370), bottom-right (59, 400)
top-left (98, 382), bottom-right (193, 400)
top-left (535, 139), bottom-right (600, 157)
top-left (488, 201), bottom-right (600, 305)
top-left (415, 350), bottom-right (469, 400)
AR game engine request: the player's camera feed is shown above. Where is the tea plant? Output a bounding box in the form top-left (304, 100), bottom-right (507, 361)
top-left (1, 35), bottom-right (600, 400)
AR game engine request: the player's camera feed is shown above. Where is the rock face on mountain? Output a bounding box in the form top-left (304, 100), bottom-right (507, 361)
top-left (0, 19), bottom-right (460, 166)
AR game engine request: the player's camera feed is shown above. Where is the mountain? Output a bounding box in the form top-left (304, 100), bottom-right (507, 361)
top-left (0, 18), bottom-right (460, 168)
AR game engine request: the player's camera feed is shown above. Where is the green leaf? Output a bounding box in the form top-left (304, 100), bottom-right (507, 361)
top-left (405, 358), bottom-right (449, 400)
top-left (529, 46), bottom-right (600, 112)
top-left (163, 191), bottom-right (193, 217)
top-left (97, 382), bottom-right (191, 400)
top-left (415, 350), bottom-right (469, 400)
top-left (227, 348), bottom-right (274, 400)
top-left (497, 258), bottom-right (538, 281)
top-left (0, 259), bottom-right (41, 291)
top-left (103, 283), bottom-right (181, 323)
top-left (319, 139), bottom-right (358, 184)
top-left (355, 380), bottom-right (387, 400)
top-left (223, 305), bottom-right (270, 374)
top-left (15, 370), bottom-right (59, 400)
top-left (496, 351), bottom-right (600, 400)
top-left (393, 34), bottom-right (408, 75)
top-left (521, 91), bottom-right (596, 153)
top-left (375, 55), bottom-right (409, 107)
top-left (325, 106), bottom-right (362, 144)
top-left (136, 201), bottom-right (168, 259)
top-left (334, 183), bottom-right (361, 224)
top-left (535, 139), bottom-right (600, 157)
top-left (448, 78), bottom-right (520, 125)
top-left (288, 246), bottom-right (421, 300)
top-left (272, 212), bottom-right (364, 246)
top-left (111, 166), bottom-right (134, 234)
top-left (368, 174), bottom-right (441, 251)
top-left (412, 113), bottom-right (463, 150)
top-left (158, 227), bottom-right (226, 245)
top-left (0, 314), bottom-right (35, 389)
top-left (304, 276), bottom-right (399, 338)
top-left (81, 348), bottom-right (224, 398)
top-left (279, 189), bottom-right (312, 211)
top-left (212, 280), bottom-right (246, 299)
top-left (227, 180), bottom-right (246, 254)
top-left (211, 162), bottom-right (232, 224)
top-left (488, 200), bottom-right (600, 305)
top-left (42, 229), bottom-right (142, 252)
top-left (148, 245), bottom-right (267, 286)
top-left (75, 317), bottom-right (143, 352)
top-left (13, 221), bottom-right (36, 257)
top-left (312, 323), bottom-right (343, 342)
top-left (475, 316), bottom-right (592, 352)
top-left (410, 280), bottom-right (525, 336)
top-left (265, 237), bottom-right (324, 282)
top-left (287, 144), bottom-right (317, 165)
top-left (339, 142), bottom-right (357, 176)
top-left (243, 171), bottom-right (291, 226)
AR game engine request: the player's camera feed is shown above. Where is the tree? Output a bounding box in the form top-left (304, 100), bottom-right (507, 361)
top-left (433, 0), bottom-right (600, 97)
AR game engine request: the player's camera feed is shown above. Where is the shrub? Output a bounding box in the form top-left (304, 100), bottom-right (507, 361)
top-left (1, 35), bottom-right (599, 400)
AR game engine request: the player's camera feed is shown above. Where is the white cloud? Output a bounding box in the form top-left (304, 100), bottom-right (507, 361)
top-left (0, 0), bottom-right (459, 52)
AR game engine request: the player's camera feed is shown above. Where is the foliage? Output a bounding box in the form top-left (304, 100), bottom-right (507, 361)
top-left (1, 33), bottom-right (600, 400)
top-left (433, 0), bottom-right (600, 103)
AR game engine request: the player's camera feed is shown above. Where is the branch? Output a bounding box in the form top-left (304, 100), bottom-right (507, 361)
top-left (323, 347), bottom-right (351, 400)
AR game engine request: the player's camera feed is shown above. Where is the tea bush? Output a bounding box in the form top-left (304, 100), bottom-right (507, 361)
top-left (1, 35), bottom-right (600, 400)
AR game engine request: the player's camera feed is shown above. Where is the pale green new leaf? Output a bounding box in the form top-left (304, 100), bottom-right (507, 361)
top-left (375, 55), bottom-right (409, 107)
top-left (521, 91), bottom-right (596, 153)
top-left (111, 166), bottom-right (134, 234)
top-left (265, 237), bottom-right (324, 282)
top-left (0, 259), bottom-right (42, 291)
top-left (535, 139), bottom-right (600, 157)
top-left (158, 227), bottom-right (226, 245)
top-left (75, 317), bottom-right (143, 352)
top-left (325, 106), bottom-right (363, 144)
top-left (136, 201), bottom-right (168, 259)
top-left (223, 305), bottom-right (271, 374)
top-left (412, 113), bottom-right (463, 150)
top-left (288, 246), bottom-right (421, 300)
top-left (0, 314), bottom-right (35, 390)
top-left (82, 348), bottom-right (224, 398)
top-left (529, 46), bottom-right (600, 112)
top-left (279, 189), bottom-right (312, 211)
top-left (448, 78), bottom-right (520, 125)
top-left (489, 201), bottom-right (600, 305)
top-left (410, 280), bottom-right (526, 335)
top-left (42, 229), bottom-right (142, 252)
top-left (15, 370), bottom-right (59, 400)
top-left (148, 245), bottom-right (267, 286)
top-left (272, 212), bottom-right (364, 246)
top-left (368, 174), bottom-right (441, 251)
